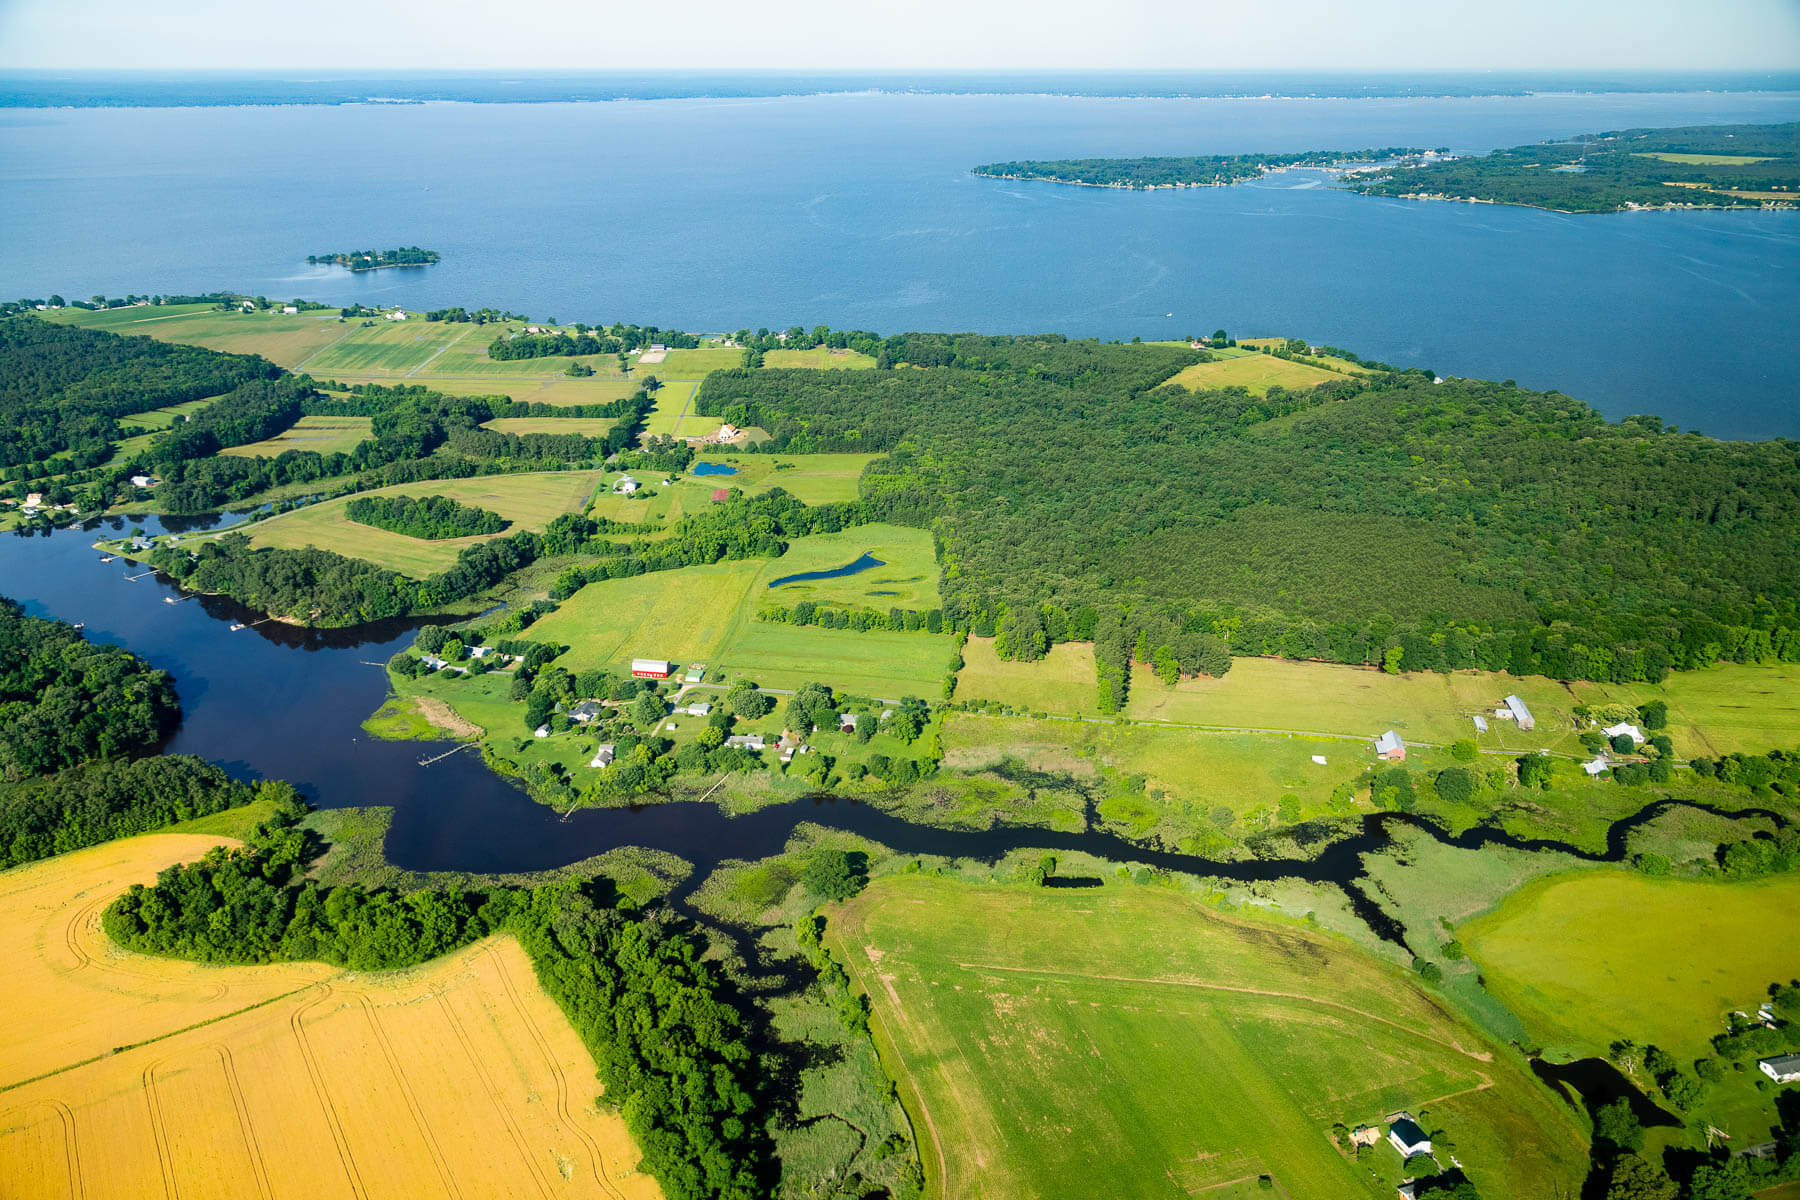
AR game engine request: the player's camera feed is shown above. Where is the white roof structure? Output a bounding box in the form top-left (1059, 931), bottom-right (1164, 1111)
top-left (534, 724), bottom-right (550, 738)
top-left (590, 744), bottom-right (615, 768)
top-left (1758, 1054), bottom-right (1800, 1083)
top-left (1583, 757), bottom-right (1608, 776)
top-left (614, 475), bottom-right (639, 494)
top-left (1311, 755), bottom-right (1328, 766)
top-left (1504, 694), bottom-right (1535, 729)
top-left (684, 701), bottom-right (712, 717)
top-left (631, 657), bottom-right (671, 676)
top-left (1602, 722), bottom-right (1645, 744)
top-left (726, 734), bottom-right (766, 750)
top-left (1472, 714), bottom-right (1489, 732)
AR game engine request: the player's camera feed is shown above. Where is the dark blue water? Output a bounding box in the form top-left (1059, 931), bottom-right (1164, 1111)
top-left (3, 90), bottom-right (1799, 437)
top-left (692, 462), bottom-right (739, 476)
top-left (768, 553), bottom-right (885, 589)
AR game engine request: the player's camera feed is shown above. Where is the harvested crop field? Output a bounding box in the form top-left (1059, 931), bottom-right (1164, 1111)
top-left (0, 835), bottom-right (658, 1200)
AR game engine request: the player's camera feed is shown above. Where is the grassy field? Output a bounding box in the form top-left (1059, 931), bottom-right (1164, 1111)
top-left (482, 416), bottom-right (617, 437)
top-left (956, 638), bottom-right (1099, 714)
top-left (298, 320), bottom-right (480, 375)
top-left (47, 305), bottom-right (353, 365)
top-left (1461, 871), bottom-right (1800, 1060)
top-left (242, 470), bottom-right (605, 576)
top-left (583, 455), bottom-right (876, 527)
top-left (1167, 354), bottom-right (1346, 394)
top-left (761, 347), bottom-right (878, 370)
top-left (715, 622), bottom-right (953, 700)
top-left (345, 375), bottom-right (640, 406)
top-left (121, 396), bottom-right (217, 429)
top-left (641, 380), bottom-right (703, 438)
top-left (528, 559), bottom-right (769, 674)
top-left (0, 834), bottom-right (656, 1200)
top-left (220, 415), bottom-right (373, 458)
top-left (758, 524), bottom-right (939, 609)
top-left (1573, 663), bottom-right (1800, 756)
top-left (830, 876), bottom-right (1588, 1200)
top-left (1636, 151), bottom-right (1776, 165)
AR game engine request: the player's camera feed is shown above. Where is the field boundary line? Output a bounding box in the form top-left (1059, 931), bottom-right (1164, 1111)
top-left (405, 325), bottom-right (479, 377)
top-left (954, 962), bottom-right (1495, 1062)
top-left (357, 994), bottom-right (464, 1200)
top-left (435, 988), bottom-right (556, 1200)
top-left (214, 1043), bottom-right (274, 1200)
top-left (0, 982), bottom-right (324, 1095)
top-left (289, 985), bottom-right (368, 1200)
top-left (491, 945), bottom-right (628, 1199)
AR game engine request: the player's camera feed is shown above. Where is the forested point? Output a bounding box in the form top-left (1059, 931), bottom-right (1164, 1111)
top-left (346, 493), bottom-right (510, 539)
top-left (971, 147), bottom-right (1435, 188)
top-left (305, 246), bottom-right (440, 269)
top-left (0, 596), bottom-right (181, 780)
top-left (1346, 121), bottom-right (1800, 211)
top-left (104, 801), bottom-right (771, 1200)
top-left (696, 331), bottom-right (1800, 688)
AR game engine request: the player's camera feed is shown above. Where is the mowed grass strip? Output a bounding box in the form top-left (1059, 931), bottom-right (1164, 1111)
top-left (1572, 663), bottom-right (1800, 757)
top-left (1461, 871), bottom-right (1800, 1060)
top-left (243, 470), bottom-right (605, 577)
top-left (715, 623), bottom-right (953, 700)
top-left (1167, 353), bottom-right (1346, 394)
top-left (830, 876), bottom-right (1588, 1200)
top-left (0, 835), bottom-right (656, 1200)
top-left (220, 415), bottom-right (373, 458)
top-left (760, 348), bottom-right (877, 369)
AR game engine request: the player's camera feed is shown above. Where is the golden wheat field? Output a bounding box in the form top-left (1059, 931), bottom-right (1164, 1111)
top-left (0, 835), bottom-right (659, 1200)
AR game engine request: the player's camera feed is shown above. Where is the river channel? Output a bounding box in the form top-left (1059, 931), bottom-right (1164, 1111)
top-left (4, 514), bottom-right (1780, 958)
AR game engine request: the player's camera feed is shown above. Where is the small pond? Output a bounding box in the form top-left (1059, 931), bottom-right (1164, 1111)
top-left (768, 552), bottom-right (885, 589)
top-left (692, 462), bottom-right (738, 476)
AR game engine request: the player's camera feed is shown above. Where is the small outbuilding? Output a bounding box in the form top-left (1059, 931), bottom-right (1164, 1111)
top-left (684, 664), bottom-right (706, 684)
top-left (590, 744), bottom-right (615, 768)
top-left (684, 701), bottom-right (712, 717)
top-left (1504, 695), bottom-right (1535, 730)
top-left (130, 474), bottom-right (156, 488)
top-left (534, 724), bottom-right (550, 738)
top-left (1472, 714), bottom-right (1488, 733)
top-left (1375, 730), bottom-right (1406, 762)
top-left (1387, 1116), bottom-right (1432, 1158)
top-left (1759, 1054), bottom-right (1800, 1084)
top-left (1311, 755), bottom-right (1329, 766)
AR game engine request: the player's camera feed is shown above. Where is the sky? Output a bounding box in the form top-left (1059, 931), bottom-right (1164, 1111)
top-left (2, 0), bottom-right (1798, 72)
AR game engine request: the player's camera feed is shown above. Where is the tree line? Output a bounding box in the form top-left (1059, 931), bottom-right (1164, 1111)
top-left (971, 147), bottom-right (1435, 189)
top-left (345, 493), bottom-right (509, 539)
top-left (306, 246), bottom-right (440, 269)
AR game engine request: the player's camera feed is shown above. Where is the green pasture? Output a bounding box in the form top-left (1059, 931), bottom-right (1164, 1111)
top-left (651, 346), bottom-right (746, 375)
top-left (119, 397), bottom-right (217, 430)
top-left (297, 320), bottom-right (477, 375)
top-left (239, 470), bottom-right (605, 576)
top-left (1635, 151), bottom-right (1775, 165)
top-left (526, 559), bottom-right (768, 673)
top-left (1573, 663), bottom-right (1800, 757)
top-left (956, 638), bottom-right (1098, 714)
top-left (1461, 871), bottom-right (1800, 1061)
top-left (830, 876), bottom-right (1588, 1200)
top-left (642, 380), bottom-right (702, 437)
top-left (714, 623), bottom-right (952, 701)
top-left (480, 416), bottom-right (616, 437)
top-left (46, 305), bottom-right (350, 367)
top-left (411, 336), bottom-right (621, 378)
top-left (219, 415), bottom-right (373, 458)
top-left (760, 347), bottom-right (878, 370)
top-left (1167, 353), bottom-right (1347, 394)
top-left (757, 524), bottom-right (939, 609)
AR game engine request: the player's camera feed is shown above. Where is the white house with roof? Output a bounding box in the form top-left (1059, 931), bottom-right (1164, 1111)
top-left (589, 744), bottom-right (615, 769)
top-left (1503, 695), bottom-right (1535, 730)
top-left (1375, 730), bottom-right (1406, 762)
top-left (614, 475), bottom-right (639, 495)
top-left (1387, 1115), bottom-right (1432, 1158)
top-left (387, 309), bottom-right (408, 321)
top-left (1760, 1054), bottom-right (1800, 1083)
top-left (726, 734), bottom-right (766, 751)
top-left (1602, 722), bottom-right (1645, 745)
top-left (1583, 757), bottom-right (1609, 776)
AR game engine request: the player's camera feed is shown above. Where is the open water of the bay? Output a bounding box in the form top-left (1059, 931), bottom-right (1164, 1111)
top-left (3, 87), bottom-right (1798, 436)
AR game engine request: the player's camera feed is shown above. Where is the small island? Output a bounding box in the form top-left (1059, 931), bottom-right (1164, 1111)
top-left (306, 246), bottom-right (441, 271)
top-left (970, 147), bottom-right (1437, 189)
top-left (1344, 121), bottom-right (1799, 212)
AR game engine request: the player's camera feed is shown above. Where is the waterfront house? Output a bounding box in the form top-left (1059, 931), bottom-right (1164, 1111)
top-left (387, 309), bottom-right (408, 321)
top-left (1375, 730), bottom-right (1406, 761)
top-left (283, 305), bottom-right (298, 314)
top-left (590, 744), bottom-right (615, 769)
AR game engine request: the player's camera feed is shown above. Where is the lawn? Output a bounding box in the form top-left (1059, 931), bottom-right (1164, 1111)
top-left (1167, 353), bottom-right (1347, 394)
top-left (241, 470), bottom-right (606, 576)
top-left (1635, 151), bottom-right (1776, 165)
top-left (1460, 870), bottom-right (1800, 1061)
top-left (651, 346), bottom-right (747, 376)
top-left (1572, 663), bottom-right (1800, 757)
top-left (0, 834), bottom-right (653, 1200)
top-left (756, 524), bottom-right (939, 609)
top-left (120, 396), bottom-right (218, 429)
top-left (714, 622), bottom-right (954, 701)
top-left (761, 347), bottom-right (878, 370)
top-left (829, 876), bottom-right (1588, 1200)
top-left (219, 414), bottom-right (373, 457)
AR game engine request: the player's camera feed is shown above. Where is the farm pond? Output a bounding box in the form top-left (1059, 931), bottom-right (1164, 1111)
top-left (767, 552), bottom-right (885, 589)
top-left (691, 461), bottom-right (739, 476)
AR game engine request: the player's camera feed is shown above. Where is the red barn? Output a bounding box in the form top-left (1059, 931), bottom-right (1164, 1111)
top-left (631, 658), bottom-right (672, 679)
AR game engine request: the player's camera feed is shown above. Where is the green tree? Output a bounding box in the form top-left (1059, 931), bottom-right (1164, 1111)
top-left (1603, 1154), bottom-right (1676, 1200)
top-left (1449, 738), bottom-right (1479, 761)
top-left (802, 848), bottom-right (867, 901)
top-left (1593, 1098), bottom-right (1643, 1154)
top-left (1382, 645), bottom-right (1404, 674)
top-left (726, 680), bottom-right (772, 720)
top-left (631, 691), bottom-right (666, 727)
top-left (1434, 766), bottom-right (1476, 805)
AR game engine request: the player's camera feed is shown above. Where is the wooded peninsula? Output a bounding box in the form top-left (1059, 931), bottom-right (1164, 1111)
top-left (970, 147), bottom-right (1436, 188)
top-left (305, 246), bottom-right (440, 270)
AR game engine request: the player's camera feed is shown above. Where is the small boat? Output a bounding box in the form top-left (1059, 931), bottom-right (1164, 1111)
top-left (98, 555), bottom-right (115, 563)
top-left (163, 596), bottom-right (178, 605)
top-left (229, 623), bottom-right (246, 631)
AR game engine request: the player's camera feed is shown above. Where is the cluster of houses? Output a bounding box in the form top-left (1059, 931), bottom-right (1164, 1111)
top-left (422, 644), bottom-right (515, 676)
top-left (7, 491), bottom-right (81, 519)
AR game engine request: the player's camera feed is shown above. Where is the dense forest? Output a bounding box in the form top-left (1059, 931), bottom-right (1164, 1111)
top-left (697, 336), bottom-right (1800, 684)
top-left (0, 597), bottom-right (181, 780)
top-left (0, 317), bottom-right (276, 472)
top-left (1346, 122), bottom-right (1799, 211)
top-left (0, 755), bottom-right (273, 868)
top-left (971, 147), bottom-right (1434, 188)
top-left (345, 493), bottom-right (510, 539)
top-left (306, 246), bottom-right (440, 269)
top-left (105, 803), bottom-right (771, 1199)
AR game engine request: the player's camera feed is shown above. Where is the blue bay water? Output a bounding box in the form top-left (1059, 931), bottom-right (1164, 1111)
top-left (2, 88), bottom-right (1797, 437)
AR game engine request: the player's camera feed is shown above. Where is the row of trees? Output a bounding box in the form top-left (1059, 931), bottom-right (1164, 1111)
top-left (0, 597), bottom-right (180, 780)
top-left (103, 807), bottom-right (773, 1197)
top-left (757, 600), bottom-right (945, 634)
top-left (345, 493), bottom-right (509, 539)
